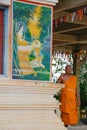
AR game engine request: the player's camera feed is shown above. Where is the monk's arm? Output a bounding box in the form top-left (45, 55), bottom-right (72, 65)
top-left (57, 75), bottom-right (62, 83)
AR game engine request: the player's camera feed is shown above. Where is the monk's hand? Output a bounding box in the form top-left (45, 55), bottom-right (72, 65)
top-left (77, 98), bottom-right (81, 107)
top-left (76, 89), bottom-right (81, 107)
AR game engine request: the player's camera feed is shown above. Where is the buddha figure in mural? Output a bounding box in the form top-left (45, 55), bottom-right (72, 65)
top-left (16, 24), bottom-right (37, 76)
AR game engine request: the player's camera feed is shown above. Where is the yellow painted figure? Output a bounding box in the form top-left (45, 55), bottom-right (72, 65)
top-left (31, 40), bottom-right (45, 68)
top-left (16, 24), bottom-right (36, 76)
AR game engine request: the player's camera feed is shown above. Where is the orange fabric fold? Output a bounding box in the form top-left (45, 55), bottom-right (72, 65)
top-left (60, 76), bottom-right (78, 125)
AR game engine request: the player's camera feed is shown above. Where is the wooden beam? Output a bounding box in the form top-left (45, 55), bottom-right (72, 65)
top-left (53, 33), bottom-right (87, 43)
top-left (53, 40), bottom-right (68, 45)
top-left (53, 34), bottom-right (87, 45)
top-left (53, 33), bottom-right (77, 42)
top-left (77, 34), bottom-right (87, 42)
top-left (52, 45), bottom-right (73, 51)
top-left (54, 0), bottom-right (87, 12)
top-left (53, 40), bottom-right (77, 46)
top-left (53, 41), bottom-right (76, 47)
top-left (53, 39), bottom-right (87, 47)
top-left (77, 41), bottom-right (87, 43)
top-left (54, 25), bottom-right (87, 34)
top-left (53, 43), bottom-right (87, 51)
top-left (54, 11), bottom-right (87, 25)
top-left (54, 11), bottom-right (68, 18)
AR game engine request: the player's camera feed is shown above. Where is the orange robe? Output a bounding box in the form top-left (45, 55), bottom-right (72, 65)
top-left (60, 76), bottom-right (78, 125)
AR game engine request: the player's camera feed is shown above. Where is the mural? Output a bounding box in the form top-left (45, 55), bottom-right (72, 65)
top-left (12, 1), bottom-right (52, 81)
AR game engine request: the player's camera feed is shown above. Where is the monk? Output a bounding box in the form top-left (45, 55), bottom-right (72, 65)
top-left (57, 65), bottom-right (80, 128)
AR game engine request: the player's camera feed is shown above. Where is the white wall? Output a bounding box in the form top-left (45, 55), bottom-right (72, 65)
top-left (0, 0), bottom-right (11, 5)
top-left (0, 81), bottom-right (67, 130)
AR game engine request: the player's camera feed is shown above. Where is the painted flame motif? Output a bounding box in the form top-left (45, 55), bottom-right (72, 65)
top-left (28, 6), bottom-right (42, 39)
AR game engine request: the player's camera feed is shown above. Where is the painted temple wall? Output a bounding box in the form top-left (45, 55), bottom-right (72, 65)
top-left (0, 0), bottom-right (67, 130)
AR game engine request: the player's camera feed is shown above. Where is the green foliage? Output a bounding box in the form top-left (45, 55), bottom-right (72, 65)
top-left (39, 7), bottom-right (51, 42)
top-left (17, 68), bottom-right (50, 81)
top-left (80, 62), bottom-right (87, 110)
top-left (54, 91), bottom-right (61, 101)
top-left (13, 1), bottom-right (35, 23)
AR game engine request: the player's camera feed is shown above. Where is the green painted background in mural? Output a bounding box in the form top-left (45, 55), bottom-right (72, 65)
top-left (12, 1), bottom-right (52, 81)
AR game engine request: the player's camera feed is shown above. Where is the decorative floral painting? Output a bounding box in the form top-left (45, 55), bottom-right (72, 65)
top-left (12, 1), bottom-right (52, 81)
